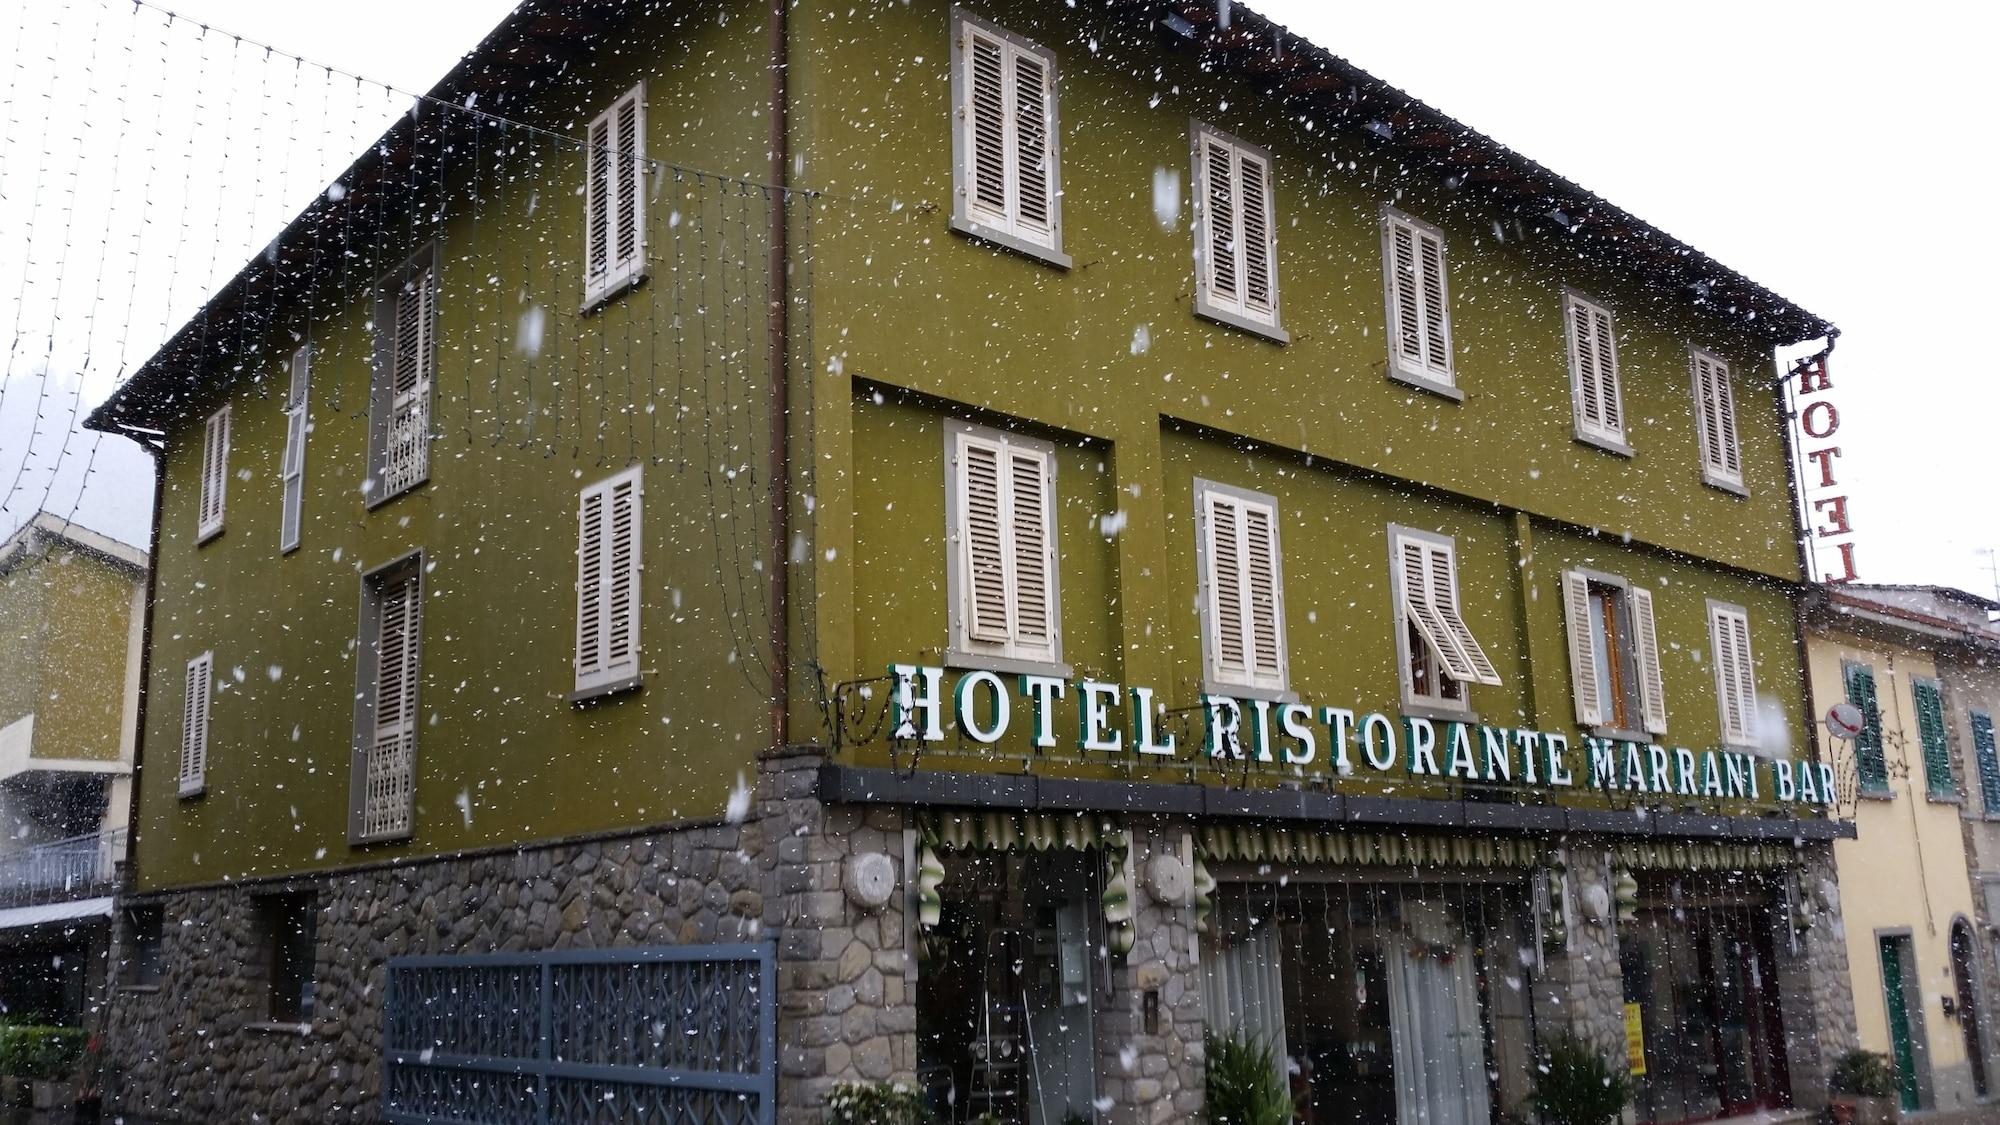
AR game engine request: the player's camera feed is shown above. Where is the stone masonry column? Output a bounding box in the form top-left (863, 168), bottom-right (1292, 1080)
top-left (1775, 842), bottom-right (1858, 1113)
top-left (1095, 824), bottom-right (1204, 1125)
top-left (1538, 846), bottom-right (1626, 1056)
top-left (763, 750), bottom-right (917, 1125)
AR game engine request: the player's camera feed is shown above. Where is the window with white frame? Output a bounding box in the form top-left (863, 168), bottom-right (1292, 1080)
top-left (352, 554), bottom-right (421, 843)
top-left (950, 10), bottom-right (1065, 264)
top-left (1561, 570), bottom-right (1666, 735)
top-left (280, 344), bottom-right (311, 553)
top-left (1389, 526), bottom-right (1500, 711)
top-left (1689, 347), bottom-right (1743, 492)
top-left (1380, 208), bottom-right (1455, 393)
top-left (1195, 480), bottom-right (1287, 695)
top-left (1564, 292), bottom-right (1626, 451)
top-left (180, 651), bottom-right (212, 797)
top-left (1706, 600), bottom-right (1758, 749)
top-left (1192, 122), bottom-right (1284, 341)
top-left (575, 464), bottom-right (643, 698)
top-left (368, 249), bottom-right (436, 505)
top-left (584, 83), bottom-right (647, 308)
top-left (197, 406), bottom-right (230, 543)
top-left (945, 420), bottom-right (1061, 670)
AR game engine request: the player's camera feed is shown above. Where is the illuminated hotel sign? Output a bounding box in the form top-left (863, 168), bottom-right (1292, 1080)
top-left (889, 663), bottom-right (1837, 808)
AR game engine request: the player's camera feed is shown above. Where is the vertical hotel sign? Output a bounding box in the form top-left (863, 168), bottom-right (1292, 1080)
top-left (1789, 349), bottom-right (1857, 583)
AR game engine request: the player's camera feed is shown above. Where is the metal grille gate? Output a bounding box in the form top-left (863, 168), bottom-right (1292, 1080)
top-left (384, 942), bottom-right (777, 1125)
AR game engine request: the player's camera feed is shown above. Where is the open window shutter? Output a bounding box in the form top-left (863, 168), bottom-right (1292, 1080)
top-left (1426, 541), bottom-right (1499, 686)
top-left (1011, 49), bottom-right (1052, 237)
top-left (966, 30), bottom-right (1009, 223)
top-left (1008, 446), bottom-right (1054, 650)
top-left (1417, 228), bottom-right (1450, 379)
top-left (1206, 494), bottom-right (1246, 679)
top-left (1630, 586), bottom-right (1668, 735)
top-left (180, 653), bottom-right (210, 796)
top-left (367, 575), bottom-right (419, 839)
top-left (1238, 151), bottom-right (1274, 316)
top-left (1390, 223), bottom-right (1424, 371)
top-left (1561, 570), bottom-right (1603, 727)
top-left (1203, 137), bottom-right (1238, 310)
top-left (1397, 536), bottom-right (1458, 677)
top-left (958, 433), bottom-right (1010, 645)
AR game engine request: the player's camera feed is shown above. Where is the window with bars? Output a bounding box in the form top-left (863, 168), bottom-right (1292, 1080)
top-left (1389, 526), bottom-right (1500, 712)
top-left (1564, 292), bottom-right (1627, 452)
top-left (1970, 710), bottom-right (2000, 815)
top-left (575, 465), bottom-right (643, 699)
top-left (950, 9), bottom-right (1066, 266)
top-left (1192, 122), bottom-right (1284, 342)
top-left (280, 344), bottom-right (310, 553)
top-left (945, 420), bottom-right (1062, 671)
top-left (1195, 481), bottom-right (1287, 695)
top-left (1912, 677), bottom-right (1953, 799)
top-left (583, 83), bottom-right (647, 309)
top-left (1707, 602), bottom-right (1760, 750)
top-left (1561, 570), bottom-right (1666, 736)
top-left (121, 905), bottom-right (164, 987)
top-left (1380, 207), bottom-right (1455, 396)
top-left (368, 248), bottom-right (436, 506)
top-left (197, 405), bottom-right (229, 544)
top-left (352, 554), bottom-right (422, 843)
top-left (180, 651), bottom-right (212, 798)
top-left (252, 891), bottom-right (317, 1025)
top-left (1689, 346), bottom-right (1744, 493)
top-left (1843, 660), bottom-right (1887, 793)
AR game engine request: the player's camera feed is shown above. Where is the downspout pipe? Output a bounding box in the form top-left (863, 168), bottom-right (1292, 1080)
top-left (767, 0), bottom-right (791, 750)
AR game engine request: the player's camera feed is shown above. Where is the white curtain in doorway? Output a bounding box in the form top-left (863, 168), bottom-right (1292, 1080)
top-left (1203, 926), bottom-right (1289, 1082)
top-left (1387, 943), bottom-right (1491, 1125)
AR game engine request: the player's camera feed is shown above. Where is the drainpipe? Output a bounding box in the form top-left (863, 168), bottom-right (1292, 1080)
top-left (766, 0), bottom-right (791, 751)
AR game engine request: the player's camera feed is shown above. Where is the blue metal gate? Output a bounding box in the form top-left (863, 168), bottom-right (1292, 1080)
top-left (384, 942), bottom-right (777, 1125)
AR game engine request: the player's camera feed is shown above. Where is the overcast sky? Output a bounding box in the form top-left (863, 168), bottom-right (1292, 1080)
top-left (5, 0), bottom-right (1993, 595)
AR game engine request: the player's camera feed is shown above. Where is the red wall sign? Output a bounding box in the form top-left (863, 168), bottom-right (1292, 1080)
top-left (1790, 353), bottom-right (1857, 583)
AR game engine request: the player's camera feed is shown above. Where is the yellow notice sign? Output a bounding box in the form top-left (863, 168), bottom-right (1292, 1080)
top-left (1624, 1001), bottom-right (1648, 1075)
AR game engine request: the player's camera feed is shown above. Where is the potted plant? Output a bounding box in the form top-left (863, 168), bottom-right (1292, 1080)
top-left (1527, 1031), bottom-right (1631, 1125)
top-left (1205, 1029), bottom-right (1294, 1125)
top-left (1829, 1049), bottom-right (1899, 1125)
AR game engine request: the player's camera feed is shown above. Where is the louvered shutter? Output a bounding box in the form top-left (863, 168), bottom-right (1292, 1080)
top-left (198, 407), bottom-right (229, 541)
top-left (1238, 153), bottom-right (1274, 316)
top-left (1709, 605), bottom-right (1758, 747)
top-left (1845, 662), bottom-right (1886, 789)
top-left (1568, 295), bottom-right (1624, 445)
top-left (365, 572), bottom-right (419, 840)
top-left (382, 264), bottom-right (434, 496)
top-left (1196, 130), bottom-right (1280, 330)
top-left (180, 652), bottom-right (211, 796)
top-left (1384, 212), bottom-right (1453, 385)
top-left (576, 466), bottom-right (643, 694)
top-left (584, 85), bottom-right (647, 306)
top-left (1692, 349), bottom-right (1743, 488)
top-left (1397, 534), bottom-right (1499, 689)
top-left (1629, 586), bottom-right (1668, 735)
top-left (1971, 711), bottom-right (2000, 813)
top-left (1203, 138), bottom-right (1238, 312)
top-left (1561, 570), bottom-right (1603, 727)
top-left (1202, 488), bottom-right (1287, 692)
top-left (956, 15), bottom-right (1059, 253)
top-left (1007, 446), bottom-right (1054, 649)
top-left (1914, 679), bottom-right (1953, 798)
top-left (281, 346), bottom-right (310, 553)
top-left (958, 433), bottom-right (1011, 646)
top-left (1426, 540), bottom-right (1499, 685)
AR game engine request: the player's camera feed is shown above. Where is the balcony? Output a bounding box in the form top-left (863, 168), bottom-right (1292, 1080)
top-left (0, 829), bottom-right (125, 909)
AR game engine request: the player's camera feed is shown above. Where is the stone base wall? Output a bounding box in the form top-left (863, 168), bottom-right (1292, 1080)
top-left (100, 752), bottom-right (909, 1125)
top-left (1094, 825), bottom-right (1203, 1125)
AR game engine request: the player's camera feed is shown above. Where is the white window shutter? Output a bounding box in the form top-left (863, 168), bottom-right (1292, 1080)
top-left (366, 574), bottom-right (419, 839)
top-left (1202, 137), bottom-right (1238, 312)
top-left (957, 433), bottom-right (1011, 646)
top-left (1417, 230), bottom-right (1449, 377)
top-left (1709, 603), bottom-right (1755, 746)
top-left (1238, 150), bottom-right (1274, 315)
top-left (955, 15), bottom-right (1059, 254)
top-left (1568, 295), bottom-right (1624, 444)
top-left (1010, 50), bottom-right (1053, 237)
top-left (180, 652), bottom-right (211, 796)
top-left (1561, 569), bottom-right (1603, 728)
top-left (1390, 224), bottom-right (1424, 372)
top-left (1384, 212), bottom-right (1453, 385)
top-left (1242, 501), bottom-right (1283, 685)
top-left (281, 346), bottom-right (310, 553)
top-left (1630, 585), bottom-right (1668, 735)
top-left (1207, 495), bottom-right (1247, 679)
top-left (1007, 446), bottom-right (1054, 649)
top-left (1397, 534), bottom-right (1497, 687)
top-left (1202, 488), bottom-right (1287, 692)
top-left (1425, 540), bottom-right (1499, 686)
top-left (584, 85), bottom-right (647, 306)
top-left (966, 31), bottom-right (1009, 222)
top-left (576, 466), bottom-right (643, 694)
top-left (198, 407), bottom-right (229, 542)
top-left (1692, 349), bottom-right (1743, 488)
top-left (1195, 130), bottom-right (1279, 330)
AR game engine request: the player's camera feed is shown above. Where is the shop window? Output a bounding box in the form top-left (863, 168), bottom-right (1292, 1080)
top-left (1389, 525), bottom-right (1500, 713)
top-left (252, 891), bottom-right (317, 1025)
top-left (1561, 570), bottom-right (1666, 736)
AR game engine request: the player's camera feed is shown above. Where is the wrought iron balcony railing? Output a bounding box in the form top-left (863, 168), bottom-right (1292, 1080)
top-left (0, 828), bottom-right (125, 908)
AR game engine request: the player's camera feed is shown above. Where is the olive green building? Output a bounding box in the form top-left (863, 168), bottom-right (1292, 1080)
top-left (88, 2), bottom-right (1858, 1123)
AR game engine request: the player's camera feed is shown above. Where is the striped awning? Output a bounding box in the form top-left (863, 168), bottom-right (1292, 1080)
top-left (1613, 841), bottom-right (1797, 872)
top-left (920, 810), bottom-right (1110, 852)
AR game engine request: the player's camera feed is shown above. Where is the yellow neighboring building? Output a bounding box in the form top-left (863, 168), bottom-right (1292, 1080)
top-left (1807, 584), bottom-right (2000, 1117)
